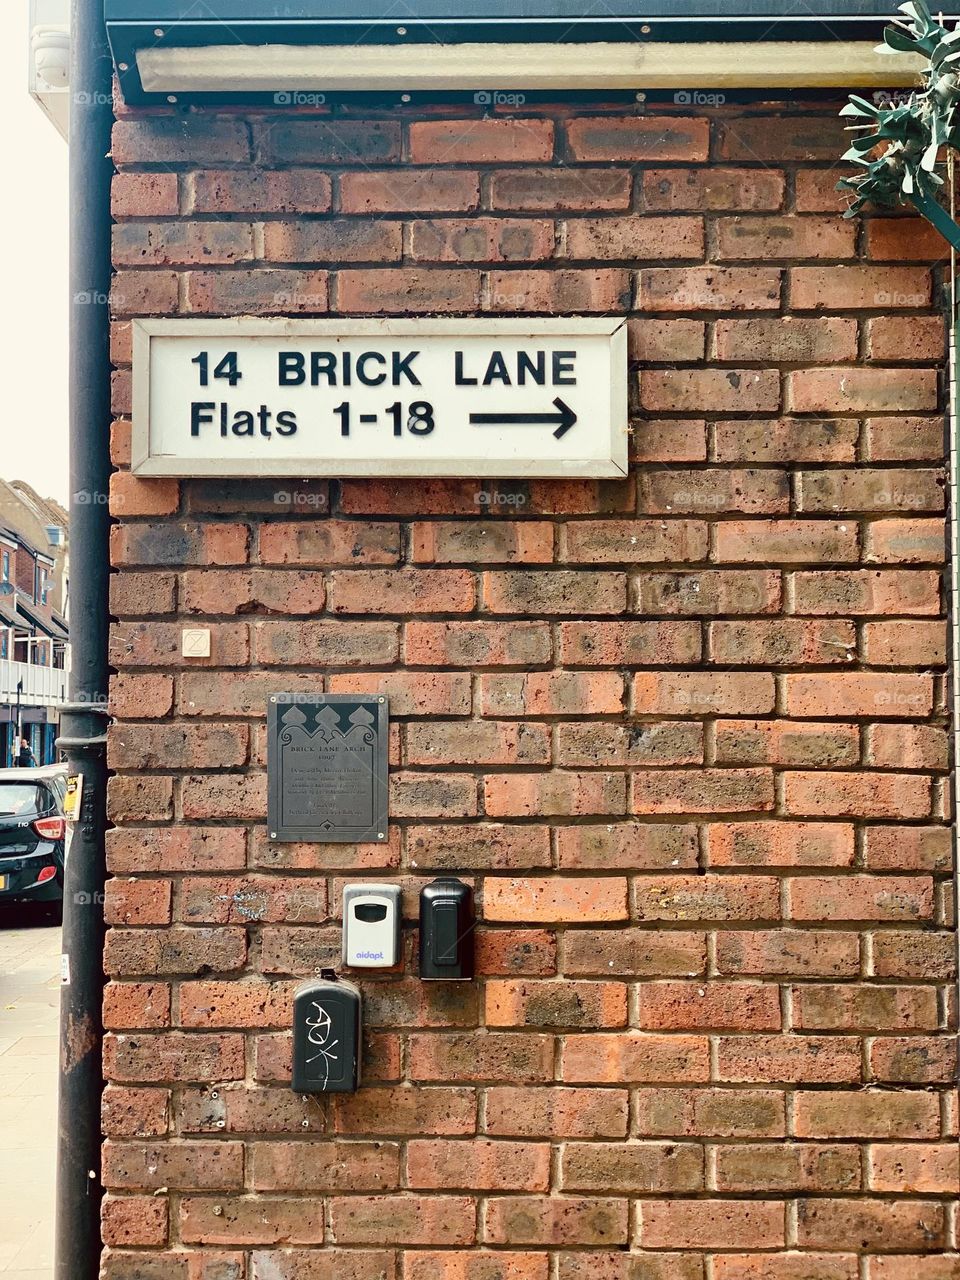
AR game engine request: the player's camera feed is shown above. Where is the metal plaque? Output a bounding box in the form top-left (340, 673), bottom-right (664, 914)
top-left (268, 695), bottom-right (389, 843)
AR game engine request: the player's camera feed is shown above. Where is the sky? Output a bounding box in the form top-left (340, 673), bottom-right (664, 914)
top-left (1, 3), bottom-right (70, 504)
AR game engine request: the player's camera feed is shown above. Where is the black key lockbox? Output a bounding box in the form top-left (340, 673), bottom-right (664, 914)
top-left (419, 877), bottom-right (475, 981)
top-left (292, 971), bottom-right (362, 1094)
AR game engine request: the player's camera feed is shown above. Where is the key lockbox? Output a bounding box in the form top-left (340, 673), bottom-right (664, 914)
top-left (292, 971), bottom-right (362, 1094)
top-left (342, 883), bottom-right (402, 969)
top-left (419, 877), bottom-right (475, 981)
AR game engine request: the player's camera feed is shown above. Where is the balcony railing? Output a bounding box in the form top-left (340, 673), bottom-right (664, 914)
top-left (0, 656), bottom-right (70, 708)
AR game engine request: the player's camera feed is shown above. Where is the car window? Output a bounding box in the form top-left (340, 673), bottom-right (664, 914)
top-left (0, 784), bottom-right (45, 816)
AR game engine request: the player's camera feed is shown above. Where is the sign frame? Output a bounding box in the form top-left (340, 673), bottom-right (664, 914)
top-left (267, 694), bottom-right (390, 844)
top-left (131, 316), bottom-right (629, 479)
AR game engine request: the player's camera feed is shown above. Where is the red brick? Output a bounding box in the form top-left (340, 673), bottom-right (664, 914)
top-left (713, 719), bottom-right (859, 769)
top-left (562, 519), bottom-right (707, 563)
top-left (791, 265), bottom-right (931, 308)
top-left (112, 172), bottom-right (179, 217)
top-left (263, 219), bottom-right (403, 263)
top-left (332, 1086), bottom-right (477, 1135)
top-left (565, 116), bottom-right (709, 161)
top-left (339, 268), bottom-right (481, 313)
top-left (407, 824), bottom-right (551, 871)
top-left (486, 979), bottom-right (627, 1029)
top-left (560, 1033), bottom-right (709, 1084)
top-left (790, 875), bottom-right (933, 922)
top-left (410, 118), bottom-right (554, 162)
top-left (869, 1037), bottom-right (957, 1085)
top-left (560, 1142), bottom-right (703, 1193)
top-left (714, 1143), bottom-right (861, 1193)
top-left (178, 876), bottom-right (328, 925)
top-left (867, 314), bottom-right (945, 362)
top-left (642, 167), bottom-right (784, 211)
top-left (409, 1033), bottom-right (554, 1084)
top-left (719, 116), bottom-right (846, 162)
top-left (101, 1195), bottom-right (168, 1247)
top-left (103, 982), bottom-right (171, 1031)
top-left (788, 367), bottom-right (938, 414)
top-left (251, 1251), bottom-right (398, 1280)
top-left (796, 1089), bottom-right (940, 1138)
top-left (411, 521), bottom-right (553, 565)
top-left (714, 418), bottom-right (858, 464)
top-left (330, 1195), bottom-right (475, 1245)
top-left (717, 1036), bottom-right (861, 1084)
top-left (633, 1087), bottom-right (786, 1138)
top-left (180, 1195), bottom-right (325, 1246)
top-left (107, 827), bottom-right (246, 874)
top-left (870, 1260), bottom-right (960, 1280)
top-left (103, 1140), bottom-right (243, 1191)
top-left (870, 1144), bottom-right (960, 1193)
top-left (259, 520), bottom-right (399, 566)
top-left (261, 119), bottom-right (401, 164)
top-left (250, 1140), bottom-right (399, 1192)
top-left (714, 520), bottom-right (858, 564)
top-left (637, 1200), bottom-right (785, 1250)
top-left (782, 771), bottom-right (932, 819)
top-left (556, 722), bottom-right (703, 768)
top-left (114, 221), bottom-right (253, 267)
top-left (863, 825), bottom-right (952, 872)
top-left (713, 317), bottom-right (858, 363)
top-left (791, 569), bottom-right (941, 617)
top-left (484, 1196), bottom-right (628, 1247)
top-left (709, 620), bottom-right (855, 665)
top-left (636, 980), bottom-right (780, 1032)
top-left (865, 517), bottom-right (945, 564)
top-left (784, 672), bottom-right (933, 718)
top-left (639, 267), bottom-right (781, 311)
top-left (105, 927), bottom-right (246, 978)
top-left (862, 620), bottom-right (946, 665)
top-left (406, 620), bottom-right (552, 667)
top-left (632, 417), bottom-right (708, 459)
top-left (862, 416), bottom-right (945, 461)
top-left (110, 572), bottom-right (177, 617)
top-left (792, 983), bottom-right (936, 1032)
top-left (102, 1086), bottom-right (169, 1139)
top-left (565, 216), bottom-right (703, 260)
top-left (111, 522), bottom-right (248, 567)
top-left (485, 268), bottom-right (630, 313)
top-left (328, 569), bottom-right (475, 614)
top-left (484, 1087), bottom-right (628, 1139)
top-left (562, 928), bottom-right (706, 979)
top-left (409, 218), bottom-right (554, 263)
top-left (187, 169), bottom-right (332, 214)
top-left (629, 318), bottom-right (706, 364)
top-left (326, 671), bottom-right (470, 716)
top-left (796, 168), bottom-right (849, 211)
top-left (185, 269), bottom-right (329, 315)
top-left (484, 772), bottom-right (625, 819)
top-left (110, 473), bottom-right (180, 517)
top-left (558, 1255), bottom-right (703, 1280)
top-left (632, 769), bottom-right (775, 816)
top-left (104, 1032), bottom-right (246, 1084)
top-left (407, 1138), bottom-right (550, 1191)
top-left (559, 621), bottom-right (701, 666)
top-left (642, 369), bottom-right (780, 413)
top-left (407, 721), bottom-right (550, 766)
top-left (717, 1258), bottom-right (856, 1280)
top-left (717, 216), bottom-right (855, 260)
top-left (340, 170), bottom-right (479, 213)
top-left (797, 1199), bottom-right (946, 1252)
top-left (483, 877), bottom-right (627, 923)
top-left (256, 621), bottom-right (399, 667)
top-left (633, 671), bottom-right (774, 716)
top-left (798, 468), bottom-right (944, 513)
top-left (489, 168), bottom-right (631, 211)
top-left (706, 822), bottom-right (854, 869)
top-left (866, 216), bottom-right (952, 262)
top-left (481, 671), bottom-right (624, 716)
top-left (633, 874), bottom-right (779, 922)
top-left (406, 1255), bottom-right (547, 1280)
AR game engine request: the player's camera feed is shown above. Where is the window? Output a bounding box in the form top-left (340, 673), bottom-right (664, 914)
top-left (1, 551), bottom-right (9, 583)
top-left (0, 632), bottom-right (7, 660)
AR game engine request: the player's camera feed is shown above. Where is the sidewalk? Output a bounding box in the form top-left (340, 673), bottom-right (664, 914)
top-left (0, 911), bottom-right (60, 1280)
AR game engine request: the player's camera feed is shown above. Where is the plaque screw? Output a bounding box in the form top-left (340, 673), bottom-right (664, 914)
top-left (210, 1091), bottom-right (219, 1099)
top-left (378, 833), bottom-right (385, 840)
top-left (167, 95), bottom-right (178, 103)
top-left (270, 697), bottom-right (277, 703)
top-left (118, 62), bottom-right (129, 71)
top-left (378, 698), bottom-right (385, 703)
top-left (270, 832), bottom-right (277, 839)
top-left (397, 25), bottom-right (407, 34)
top-left (154, 27), bottom-right (165, 36)
top-left (401, 94), bottom-right (412, 103)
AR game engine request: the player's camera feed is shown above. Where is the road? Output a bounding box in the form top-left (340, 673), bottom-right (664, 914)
top-left (0, 909), bottom-right (60, 1280)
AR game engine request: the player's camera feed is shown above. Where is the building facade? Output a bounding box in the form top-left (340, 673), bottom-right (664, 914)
top-left (0, 480), bottom-right (69, 766)
top-left (99, 59), bottom-right (957, 1280)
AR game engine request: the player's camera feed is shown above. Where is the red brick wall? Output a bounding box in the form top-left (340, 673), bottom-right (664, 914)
top-left (103, 98), bottom-right (957, 1280)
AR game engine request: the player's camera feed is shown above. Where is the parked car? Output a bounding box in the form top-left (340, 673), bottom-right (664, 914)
top-left (0, 765), bottom-right (68, 913)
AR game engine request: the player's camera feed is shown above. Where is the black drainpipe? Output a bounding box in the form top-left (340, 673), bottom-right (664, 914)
top-left (55, 0), bottom-right (114, 1276)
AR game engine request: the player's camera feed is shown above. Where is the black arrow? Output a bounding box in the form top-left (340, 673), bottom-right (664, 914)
top-left (469, 397), bottom-right (577, 440)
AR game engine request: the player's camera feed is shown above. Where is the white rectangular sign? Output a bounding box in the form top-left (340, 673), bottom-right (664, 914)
top-left (132, 318), bottom-right (628, 478)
